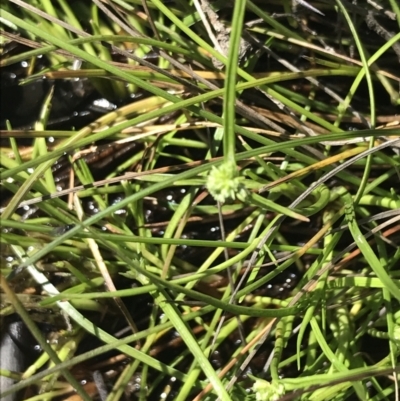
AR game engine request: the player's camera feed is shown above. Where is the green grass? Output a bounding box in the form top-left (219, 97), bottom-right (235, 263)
top-left (1, 1), bottom-right (400, 400)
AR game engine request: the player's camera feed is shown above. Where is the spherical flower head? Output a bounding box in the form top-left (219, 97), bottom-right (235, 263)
top-left (206, 161), bottom-right (249, 203)
top-left (253, 379), bottom-right (285, 401)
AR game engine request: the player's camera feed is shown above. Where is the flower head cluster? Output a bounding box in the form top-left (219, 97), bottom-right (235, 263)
top-left (206, 162), bottom-right (249, 203)
top-left (252, 379), bottom-right (285, 401)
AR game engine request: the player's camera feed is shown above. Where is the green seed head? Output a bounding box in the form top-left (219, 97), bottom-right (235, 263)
top-left (206, 162), bottom-right (249, 203)
top-left (253, 379), bottom-right (285, 401)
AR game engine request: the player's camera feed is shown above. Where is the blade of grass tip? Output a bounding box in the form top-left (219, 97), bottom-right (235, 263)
top-left (160, 188), bottom-right (196, 272)
top-left (340, 30), bottom-right (400, 119)
top-left (32, 0), bottom-right (71, 41)
top-left (6, 121), bottom-right (23, 165)
top-left (343, 191), bottom-right (400, 301)
top-left (250, 193), bottom-right (310, 222)
top-left (106, 357), bottom-right (142, 401)
top-left (0, 155), bottom-right (55, 220)
top-left (258, 146), bottom-right (367, 193)
top-left (246, 0), bottom-right (303, 40)
top-left (293, 0), bottom-right (325, 16)
top-left (71, 154), bottom-right (109, 212)
top-left (309, 317), bottom-right (368, 400)
top-left (34, 85), bottom-right (57, 194)
top-left (2, 83), bottom-right (58, 217)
